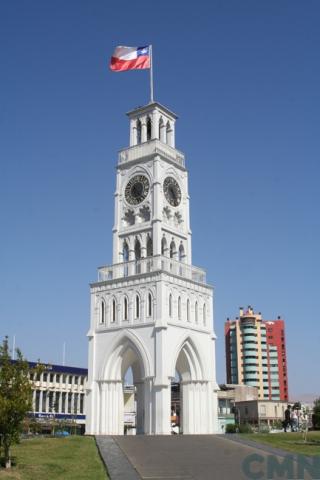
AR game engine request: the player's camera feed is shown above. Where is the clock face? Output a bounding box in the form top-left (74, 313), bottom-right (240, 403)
top-left (125, 175), bottom-right (150, 205)
top-left (163, 176), bottom-right (181, 207)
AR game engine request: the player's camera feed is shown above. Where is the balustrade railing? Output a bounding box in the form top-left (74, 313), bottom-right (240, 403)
top-left (118, 139), bottom-right (185, 167)
top-left (97, 255), bottom-right (206, 284)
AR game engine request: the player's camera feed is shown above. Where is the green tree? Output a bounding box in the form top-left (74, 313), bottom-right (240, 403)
top-left (0, 337), bottom-right (34, 468)
top-left (313, 397), bottom-right (320, 428)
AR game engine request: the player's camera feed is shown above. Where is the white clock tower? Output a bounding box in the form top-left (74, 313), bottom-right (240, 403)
top-left (86, 102), bottom-right (219, 435)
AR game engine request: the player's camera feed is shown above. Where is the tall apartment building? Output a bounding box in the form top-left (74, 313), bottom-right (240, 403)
top-left (225, 306), bottom-right (288, 401)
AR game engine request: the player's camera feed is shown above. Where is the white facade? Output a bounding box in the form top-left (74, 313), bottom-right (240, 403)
top-left (86, 102), bottom-right (219, 435)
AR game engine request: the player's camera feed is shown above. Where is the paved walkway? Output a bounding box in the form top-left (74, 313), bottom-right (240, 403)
top-left (96, 435), bottom-right (317, 480)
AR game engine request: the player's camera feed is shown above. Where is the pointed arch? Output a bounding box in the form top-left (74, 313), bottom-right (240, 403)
top-left (134, 238), bottom-right (141, 260)
top-left (135, 238), bottom-right (141, 274)
top-left (123, 241), bottom-right (129, 262)
top-left (146, 235), bottom-right (153, 257)
top-left (161, 236), bottom-right (167, 256)
top-left (170, 240), bottom-right (176, 259)
top-left (111, 297), bottom-right (117, 323)
top-left (123, 296), bottom-right (128, 321)
top-left (135, 293), bottom-right (140, 319)
top-left (100, 299), bottom-right (106, 324)
top-left (171, 334), bottom-right (205, 381)
top-left (179, 243), bottom-right (185, 262)
top-left (99, 329), bottom-right (153, 381)
top-left (147, 291), bottom-right (153, 318)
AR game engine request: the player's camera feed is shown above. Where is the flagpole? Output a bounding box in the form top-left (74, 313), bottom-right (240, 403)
top-left (150, 44), bottom-right (154, 103)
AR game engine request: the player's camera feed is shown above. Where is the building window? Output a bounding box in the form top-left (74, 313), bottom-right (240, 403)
top-left (203, 303), bottom-right (206, 325)
top-left (123, 297), bottom-right (128, 320)
top-left (112, 299), bottom-right (116, 323)
top-left (137, 119), bottom-right (142, 144)
top-left (100, 300), bottom-right (105, 324)
top-left (148, 293), bottom-right (152, 317)
top-left (169, 294), bottom-right (172, 317)
top-left (136, 295), bottom-right (140, 319)
top-left (178, 297), bottom-right (181, 319)
top-left (161, 236), bottom-right (167, 256)
top-left (80, 394), bottom-right (84, 414)
top-left (147, 116), bottom-right (152, 140)
top-left (195, 301), bottom-right (198, 323)
top-left (147, 236), bottom-right (153, 257)
top-left (187, 299), bottom-right (190, 322)
top-left (170, 240), bottom-right (176, 259)
top-left (179, 244), bottom-right (185, 262)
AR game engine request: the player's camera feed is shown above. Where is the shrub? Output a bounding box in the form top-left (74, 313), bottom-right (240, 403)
top-left (225, 423), bottom-right (237, 433)
top-left (238, 423), bottom-right (253, 433)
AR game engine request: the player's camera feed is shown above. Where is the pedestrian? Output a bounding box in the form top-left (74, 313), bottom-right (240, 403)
top-left (283, 405), bottom-right (291, 432)
top-left (291, 409), bottom-right (298, 432)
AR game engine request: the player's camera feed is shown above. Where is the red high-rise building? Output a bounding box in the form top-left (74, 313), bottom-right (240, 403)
top-left (225, 307), bottom-right (289, 401)
top-left (264, 318), bottom-right (288, 402)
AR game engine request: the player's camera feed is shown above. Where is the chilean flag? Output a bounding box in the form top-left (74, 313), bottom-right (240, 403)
top-left (110, 46), bottom-right (150, 72)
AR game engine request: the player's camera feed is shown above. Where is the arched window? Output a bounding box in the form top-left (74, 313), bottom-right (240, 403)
top-left (112, 299), bottom-right (116, 323)
top-left (135, 239), bottom-right (141, 260)
top-left (148, 292), bottom-right (152, 317)
top-left (169, 294), bottom-right (172, 317)
top-left (123, 297), bottom-right (128, 321)
top-left (123, 241), bottom-right (129, 276)
top-left (147, 236), bottom-right (153, 257)
top-left (135, 295), bottom-right (140, 319)
top-left (170, 240), bottom-right (176, 259)
top-left (195, 301), bottom-right (198, 323)
top-left (147, 116), bottom-right (152, 141)
top-left (100, 300), bottom-right (105, 324)
top-left (203, 303), bottom-right (206, 325)
top-left (187, 299), bottom-right (190, 322)
top-left (178, 297), bottom-right (181, 320)
top-left (179, 244), bottom-right (185, 262)
top-left (161, 237), bottom-right (167, 256)
top-left (137, 119), bottom-right (142, 144)
top-left (123, 241), bottom-right (129, 262)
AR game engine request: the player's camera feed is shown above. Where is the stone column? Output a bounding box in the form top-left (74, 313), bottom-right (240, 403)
top-left (32, 390), bottom-right (36, 412)
top-left (152, 326), bottom-right (171, 434)
top-left (100, 381), bottom-right (124, 435)
top-left (135, 381), bottom-right (145, 434)
top-left (152, 109), bottom-right (159, 139)
top-left (160, 121), bottom-right (166, 143)
top-left (141, 117), bottom-right (147, 143)
top-left (39, 390), bottom-right (43, 413)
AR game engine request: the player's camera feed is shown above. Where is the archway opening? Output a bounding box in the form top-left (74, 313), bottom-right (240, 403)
top-left (171, 370), bottom-right (181, 434)
top-left (120, 345), bottom-right (145, 435)
top-left (172, 339), bottom-right (204, 434)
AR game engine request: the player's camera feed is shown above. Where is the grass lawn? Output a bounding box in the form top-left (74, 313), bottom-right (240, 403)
top-left (0, 436), bottom-right (108, 480)
top-left (242, 431), bottom-right (320, 456)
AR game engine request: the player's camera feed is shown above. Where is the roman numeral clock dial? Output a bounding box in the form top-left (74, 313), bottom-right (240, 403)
top-left (163, 176), bottom-right (181, 207)
top-left (125, 175), bottom-right (150, 205)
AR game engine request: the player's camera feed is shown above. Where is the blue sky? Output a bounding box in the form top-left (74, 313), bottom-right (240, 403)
top-left (1, 0), bottom-right (319, 399)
